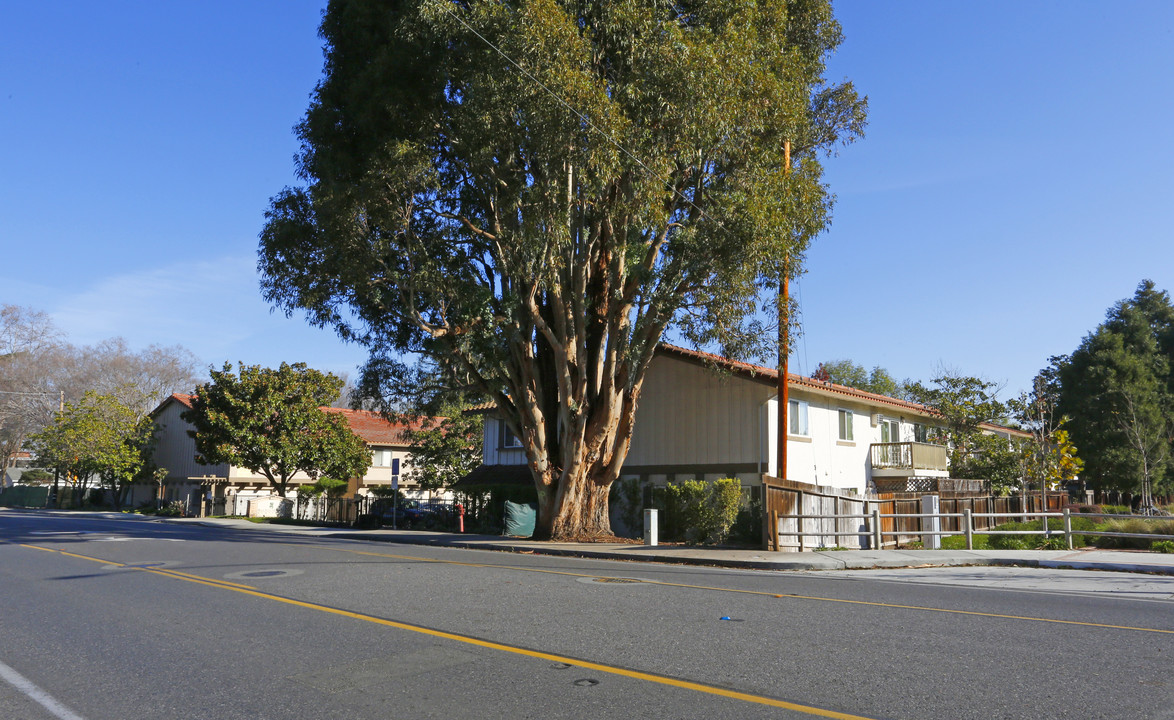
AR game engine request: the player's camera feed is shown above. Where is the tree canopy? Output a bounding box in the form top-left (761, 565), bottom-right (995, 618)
top-left (29, 391), bottom-right (154, 508)
top-left (182, 362), bottom-right (371, 497)
top-left (0, 305), bottom-right (63, 471)
top-left (1, 304), bottom-right (203, 473)
top-left (1009, 360), bottom-right (1083, 498)
top-left (905, 372), bottom-right (1020, 492)
top-left (1057, 281), bottom-right (1174, 497)
top-left (259, 0), bottom-right (866, 538)
top-left (815, 359), bottom-right (904, 398)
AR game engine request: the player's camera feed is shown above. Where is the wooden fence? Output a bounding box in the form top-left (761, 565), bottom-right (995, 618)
top-left (762, 476), bottom-right (1066, 551)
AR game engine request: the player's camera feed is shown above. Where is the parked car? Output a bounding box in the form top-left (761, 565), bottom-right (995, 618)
top-left (379, 499), bottom-right (440, 528)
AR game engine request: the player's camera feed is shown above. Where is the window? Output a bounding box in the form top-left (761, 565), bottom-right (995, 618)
top-left (372, 449), bottom-right (393, 467)
top-left (500, 419), bottom-right (523, 448)
top-left (787, 399), bottom-right (809, 436)
top-left (838, 409), bottom-right (853, 441)
top-left (913, 423), bottom-right (930, 443)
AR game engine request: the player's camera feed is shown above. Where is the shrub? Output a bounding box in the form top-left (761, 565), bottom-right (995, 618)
top-left (21, 469), bottom-right (52, 486)
top-left (1152, 540), bottom-right (1174, 553)
top-left (663, 478), bottom-right (742, 545)
top-left (1100, 504), bottom-right (1131, 516)
top-left (941, 533), bottom-right (991, 550)
top-left (728, 491), bottom-right (763, 545)
top-left (609, 477), bottom-right (645, 538)
top-left (1090, 518), bottom-right (1174, 549)
top-left (156, 500), bottom-right (187, 517)
top-left (987, 516), bottom-right (1095, 550)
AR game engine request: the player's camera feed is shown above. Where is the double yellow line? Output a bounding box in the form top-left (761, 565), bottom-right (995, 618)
top-left (19, 542), bottom-right (877, 719)
top-left (22, 543), bottom-right (259, 591)
top-left (19, 539), bottom-right (1174, 719)
top-left (317, 544), bottom-right (1174, 636)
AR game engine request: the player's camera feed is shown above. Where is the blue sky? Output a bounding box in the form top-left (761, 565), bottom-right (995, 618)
top-left (3, 2), bottom-right (1172, 398)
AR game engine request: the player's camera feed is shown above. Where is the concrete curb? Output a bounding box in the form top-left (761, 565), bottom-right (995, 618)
top-left (102, 513), bottom-right (1174, 576)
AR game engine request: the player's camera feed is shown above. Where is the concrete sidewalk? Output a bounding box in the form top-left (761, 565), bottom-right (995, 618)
top-left (166, 516), bottom-right (1174, 575)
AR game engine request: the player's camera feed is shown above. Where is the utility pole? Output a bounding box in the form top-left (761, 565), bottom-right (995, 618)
top-left (776, 139), bottom-right (792, 483)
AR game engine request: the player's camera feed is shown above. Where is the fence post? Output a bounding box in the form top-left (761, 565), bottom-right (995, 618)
top-left (871, 508), bottom-right (881, 550)
top-left (964, 508), bottom-right (973, 550)
top-left (1063, 508), bottom-right (1073, 550)
top-left (921, 495), bottom-right (941, 550)
top-left (797, 491), bottom-right (805, 552)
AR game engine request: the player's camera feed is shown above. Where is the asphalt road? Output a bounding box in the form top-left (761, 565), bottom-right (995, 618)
top-left (2, 511), bottom-right (1172, 720)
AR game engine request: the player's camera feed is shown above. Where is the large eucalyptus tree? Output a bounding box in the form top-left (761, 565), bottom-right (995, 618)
top-left (260, 0), bottom-right (866, 539)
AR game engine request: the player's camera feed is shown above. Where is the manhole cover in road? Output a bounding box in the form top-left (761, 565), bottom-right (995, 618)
top-left (577, 576), bottom-right (646, 585)
top-left (224, 568), bottom-right (304, 581)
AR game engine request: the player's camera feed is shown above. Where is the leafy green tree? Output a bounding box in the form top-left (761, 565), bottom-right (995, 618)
top-left (951, 432), bottom-right (1021, 494)
top-left (351, 356), bottom-right (485, 497)
top-left (403, 410), bottom-right (484, 498)
top-left (1057, 282), bottom-right (1174, 496)
top-left (182, 363), bottom-right (371, 498)
top-left (816, 359), bottom-right (904, 397)
top-left (258, 0), bottom-right (866, 539)
top-left (1009, 361), bottom-right (1083, 500)
top-left (30, 391), bottom-right (154, 508)
top-left (19, 469), bottom-right (52, 485)
top-left (905, 372), bottom-right (1018, 489)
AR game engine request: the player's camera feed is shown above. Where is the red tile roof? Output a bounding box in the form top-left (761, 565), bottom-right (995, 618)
top-left (159, 393), bottom-right (429, 447)
top-left (322, 407), bottom-right (436, 446)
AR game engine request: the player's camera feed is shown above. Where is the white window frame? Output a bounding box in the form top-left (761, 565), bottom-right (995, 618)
top-left (788, 399), bottom-right (809, 437)
top-left (913, 423), bottom-right (930, 443)
top-left (371, 449), bottom-right (393, 467)
top-left (837, 408), bottom-right (853, 441)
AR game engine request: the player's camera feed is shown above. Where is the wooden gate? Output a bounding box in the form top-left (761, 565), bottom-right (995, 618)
top-left (762, 476), bottom-right (868, 551)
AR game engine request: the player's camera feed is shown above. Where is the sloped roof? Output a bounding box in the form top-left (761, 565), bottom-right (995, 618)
top-left (657, 344), bottom-right (1029, 438)
top-left (156, 393), bottom-right (429, 447)
top-left (657, 344), bottom-right (932, 412)
top-left (167, 392), bottom-right (195, 409)
top-left (321, 407), bottom-right (434, 446)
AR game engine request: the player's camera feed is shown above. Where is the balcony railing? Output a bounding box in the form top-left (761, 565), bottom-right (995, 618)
top-left (869, 442), bottom-right (948, 472)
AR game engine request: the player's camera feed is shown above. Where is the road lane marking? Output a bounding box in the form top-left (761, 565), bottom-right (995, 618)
top-left (302, 544), bottom-right (1174, 635)
top-left (20, 543), bottom-right (878, 719)
top-left (19, 544), bottom-right (257, 590)
top-left (164, 568), bottom-right (258, 589)
top-left (0, 659), bottom-right (88, 720)
top-left (16, 539), bottom-right (1174, 635)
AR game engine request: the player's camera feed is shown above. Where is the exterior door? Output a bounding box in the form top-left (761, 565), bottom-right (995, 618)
top-left (878, 418), bottom-right (901, 465)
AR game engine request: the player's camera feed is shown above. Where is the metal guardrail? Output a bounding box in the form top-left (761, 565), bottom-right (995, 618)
top-left (775, 509), bottom-right (1173, 551)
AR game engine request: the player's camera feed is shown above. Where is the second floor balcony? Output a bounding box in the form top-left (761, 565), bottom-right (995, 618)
top-left (869, 441), bottom-right (949, 477)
